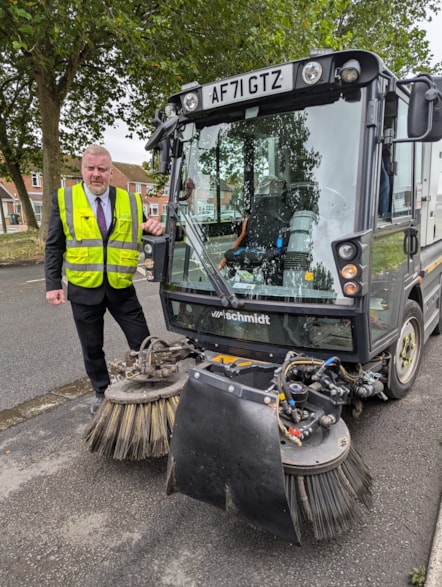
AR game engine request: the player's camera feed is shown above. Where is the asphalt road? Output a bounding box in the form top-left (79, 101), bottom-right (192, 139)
top-left (1, 264), bottom-right (441, 587)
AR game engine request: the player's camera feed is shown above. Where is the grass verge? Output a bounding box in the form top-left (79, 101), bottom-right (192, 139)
top-left (0, 230), bottom-right (45, 265)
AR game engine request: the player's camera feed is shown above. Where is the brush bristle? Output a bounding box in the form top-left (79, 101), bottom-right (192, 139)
top-left (284, 445), bottom-right (372, 542)
top-left (84, 395), bottom-right (179, 460)
top-left (340, 445), bottom-right (372, 508)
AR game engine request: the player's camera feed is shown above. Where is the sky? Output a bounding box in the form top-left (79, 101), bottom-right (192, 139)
top-left (103, 122), bottom-right (148, 166)
top-left (425, 6), bottom-right (442, 66)
top-left (104, 9), bottom-right (442, 165)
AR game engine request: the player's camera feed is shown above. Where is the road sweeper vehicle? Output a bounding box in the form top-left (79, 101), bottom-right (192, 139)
top-left (88, 49), bottom-right (442, 543)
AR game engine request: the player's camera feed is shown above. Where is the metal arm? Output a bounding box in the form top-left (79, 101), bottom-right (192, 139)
top-left (171, 204), bottom-right (243, 309)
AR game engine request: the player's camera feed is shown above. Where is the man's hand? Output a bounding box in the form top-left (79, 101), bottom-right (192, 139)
top-left (141, 218), bottom-right (163, 235)
top-left (46, 289), bottom-right (66, 305)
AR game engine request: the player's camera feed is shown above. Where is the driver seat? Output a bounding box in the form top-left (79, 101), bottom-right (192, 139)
top-left (223, 193), bottom-right (294, 267)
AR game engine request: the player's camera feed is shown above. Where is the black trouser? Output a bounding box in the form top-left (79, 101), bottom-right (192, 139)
top-left (71, 292), bottom-right (149, 395)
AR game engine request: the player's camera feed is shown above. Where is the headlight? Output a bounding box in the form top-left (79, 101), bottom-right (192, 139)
top-left (340, 59), bottom-right (361, 83)
top-left (333, 237), bottom-right (368, 298)
top-left (164, 102), bottom-right (178, 118)
top-left (301, 61), bottom-right (323, 85)
top-left (182, 92), bottom-right (199, 112)
top-left (337, 242), bottom-right (357, 261)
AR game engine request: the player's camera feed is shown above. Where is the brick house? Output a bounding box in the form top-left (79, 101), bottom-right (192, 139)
top-left (111, 162), bottom-right (169, 222)
top-left (0, 183), bottom-right (19, 224)
top-left (0, 158), bottom-right (169, 226)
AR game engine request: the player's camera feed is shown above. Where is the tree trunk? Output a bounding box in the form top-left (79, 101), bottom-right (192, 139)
top-left (0, 101), bottom-right (38, 230)
top-left (0, 191), bottom-right (7, 233)
top-left (4, 161), bottom-right (39, 230)
top-left (35, 77), bottom-right (62, 242)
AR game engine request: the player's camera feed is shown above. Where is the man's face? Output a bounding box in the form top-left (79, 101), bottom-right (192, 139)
top-left (81, 153), bottom-right (112, 195)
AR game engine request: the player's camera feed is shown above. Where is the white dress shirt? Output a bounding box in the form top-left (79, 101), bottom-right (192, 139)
top-left (83, 184), bottom-right (112, 231)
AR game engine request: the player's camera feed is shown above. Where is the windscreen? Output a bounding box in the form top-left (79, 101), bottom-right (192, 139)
top-left (170, 95), bottom-right (364, 305)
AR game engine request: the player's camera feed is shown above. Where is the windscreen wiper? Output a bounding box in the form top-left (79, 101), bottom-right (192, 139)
top-left (170, 203), bottom-right (243, 309)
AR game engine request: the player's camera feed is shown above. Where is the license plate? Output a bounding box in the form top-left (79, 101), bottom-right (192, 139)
top-left (202, 63), bottom-right (294, 109)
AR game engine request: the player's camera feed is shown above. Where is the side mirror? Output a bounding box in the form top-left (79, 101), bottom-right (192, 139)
top-left (145, 112), bottom-right (179, 151)
top-left (408, 75), bottom-right (442, 142)
top-left (145, 111), bottom-right (178, 176)
top-left (157, 138), bottom-right (170, 175)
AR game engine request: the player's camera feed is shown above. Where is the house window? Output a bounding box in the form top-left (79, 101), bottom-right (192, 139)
top-left (150, 203), bottom-right (159, 217)
top-left (135, 183), bottom-right (142, 193)
top-left (162, 204), bottom-right (168, 216)
top-left (32, 202), bottom-right (43, 222)
top-left (31, 172), bottom-right (41, 188)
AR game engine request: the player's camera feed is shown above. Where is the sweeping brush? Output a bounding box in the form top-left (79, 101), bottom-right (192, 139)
top-left (278, 398), bottom-right (372, 542)
top-left (283, 444), bottom-right (372, 541)
top-left (274, 354), bottom-right (373, 542)
top-left (84, 377), bottom-right (184, 460)
top-left (84, 337), bottom-right (197, 460)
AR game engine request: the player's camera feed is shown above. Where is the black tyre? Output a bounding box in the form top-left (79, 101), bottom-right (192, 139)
top-left (386, 299), bottom-right (423, 399)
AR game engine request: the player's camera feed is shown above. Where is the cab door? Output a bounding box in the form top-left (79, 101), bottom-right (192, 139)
top-left (369, 95), bottom-right (418, 351)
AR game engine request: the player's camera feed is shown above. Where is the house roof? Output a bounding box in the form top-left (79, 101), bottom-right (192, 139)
top-left (112, 162), bottom-right (152, 183)
top-left (60, 157), bottom-right (153, 183)
top-left (62, 156), bottom-right (82, 178)
top-left (0, 184), bottom-right (16, 201)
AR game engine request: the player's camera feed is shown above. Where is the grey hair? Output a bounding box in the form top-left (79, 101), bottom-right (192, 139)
top-left (82, 144), bottom-right (112, 164)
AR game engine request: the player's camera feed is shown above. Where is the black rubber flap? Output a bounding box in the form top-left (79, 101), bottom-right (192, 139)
top-left (166, 367), bottom-right (300, 543)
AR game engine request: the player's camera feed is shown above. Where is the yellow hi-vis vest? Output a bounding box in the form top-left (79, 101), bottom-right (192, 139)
top-left (58, 183), bottom-right (143, 289)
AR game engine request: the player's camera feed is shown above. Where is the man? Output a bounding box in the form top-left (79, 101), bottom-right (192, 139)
top-left (45, 144), bottom-right (163, 415)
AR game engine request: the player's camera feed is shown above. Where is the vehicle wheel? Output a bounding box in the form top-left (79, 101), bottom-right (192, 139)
top-left (386, 299), bottom-right (423, 399)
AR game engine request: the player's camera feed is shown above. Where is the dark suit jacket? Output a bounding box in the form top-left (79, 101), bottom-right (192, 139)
top-left (45, 184), bottom-right (145, 305)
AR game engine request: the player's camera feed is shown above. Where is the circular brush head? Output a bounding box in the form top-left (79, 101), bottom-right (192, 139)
top-left (84, 375), bottom-right (186, 460)
top-left (281, 419), bottom-right (372, 542)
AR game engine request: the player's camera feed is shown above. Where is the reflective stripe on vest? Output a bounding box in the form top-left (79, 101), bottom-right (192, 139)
top-left (59, 184), bottom-right (143, 289)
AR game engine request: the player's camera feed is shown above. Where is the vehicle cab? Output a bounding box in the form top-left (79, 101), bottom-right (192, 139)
top-left (145, 50), bottom-right (442, 387)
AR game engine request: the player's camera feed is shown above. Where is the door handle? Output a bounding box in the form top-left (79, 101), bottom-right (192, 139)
top-left (404, 226), bottom-right (419, 256)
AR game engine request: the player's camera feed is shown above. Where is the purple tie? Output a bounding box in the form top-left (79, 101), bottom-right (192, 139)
top-left (95, 197), bottom-right (107, 238)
